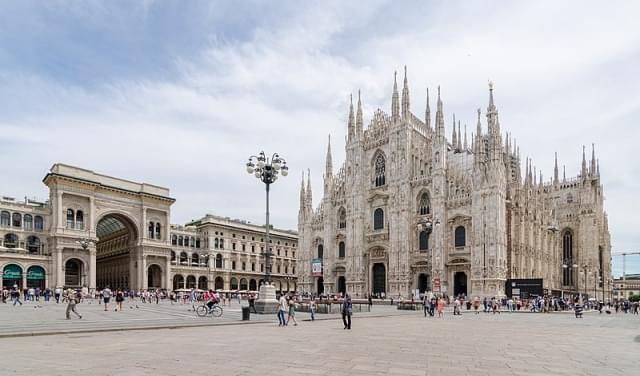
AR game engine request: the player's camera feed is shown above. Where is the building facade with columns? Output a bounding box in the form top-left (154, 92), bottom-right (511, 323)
top-left (0, 164), bottom-right (297, 292)
top-left (297, 68), bottom-right (612, 300)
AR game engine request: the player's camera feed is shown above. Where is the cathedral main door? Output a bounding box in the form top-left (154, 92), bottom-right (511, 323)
top-left (454, 272), bottom-right (467, 297)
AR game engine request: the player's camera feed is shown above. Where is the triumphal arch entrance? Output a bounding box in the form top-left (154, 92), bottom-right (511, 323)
top-left (44, 164), bottom-right (174, 291)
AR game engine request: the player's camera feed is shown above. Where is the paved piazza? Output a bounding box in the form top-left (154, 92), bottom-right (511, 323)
top-left (0, 302), bottom-right (637, 376)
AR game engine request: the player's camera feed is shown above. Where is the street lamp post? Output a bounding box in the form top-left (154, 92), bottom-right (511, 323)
top-left (246, 151), bottom-right (288, 313)
top-left (417, 218), bottom-right (440, 295)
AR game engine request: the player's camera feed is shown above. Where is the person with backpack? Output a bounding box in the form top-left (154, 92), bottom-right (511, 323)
top-left (65, 288), bottom-right (82, 320)
top-left (342, 293), bottom-right (352, 330)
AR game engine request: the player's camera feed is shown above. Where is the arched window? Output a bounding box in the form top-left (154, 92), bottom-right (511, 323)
top-left (373, 208), bottom-right (384, 230)
top-left (454, 226), bottom-right (466, 247)
top-left (155, 223), bottom-right (161, 240)
top-left (12, 212), bottom-right (22, 228)
top-left (24, 214), bottom-right (33, 230)
top-left (317, 244), bottom-right (323, 259)
top-left (34, 216), bottom-right (44, 231)
top-left (148, 222), bottom-right (154, 239)
top-left (419, 230), bottom-right (429, 251)
top-left (190, 236), bottom-right (195, 247)
top-left (171, 234), bottom-right (177, 246)
top-left (179, 252), bottom-right (188, 265)
top-left (215, 254), bottom-right (223, 268)
top-left (27, 236), bottom-right (40, 253)
top-left (3, 233), bottom-right (18, 248)
top-left (563, 231), bottom-right (574, 286)
top-left (196, 238), bottom-right (201, 248)
top-left (338, 242), bottom-right (345, 258)
top-left (171, 251), bottom-right (176, 261)
top-left (192, 253), bottom-right (199, 266)
top-left (1, 211), bottom-right (10, 226)
top-left (76, 210), bottom-right (84, 230)
top-left (178, 235), bottom-right (184, 247)
top-left (66, 209), bottom-right (74, 228)
top-left (374, 153), bottom-right (386, 187)
top-left (219, 239), bottom-right (224, 249)
top-left (419, 193), bottom-right (430, 215)
top-left (338, 208), bottom-right (346, 229)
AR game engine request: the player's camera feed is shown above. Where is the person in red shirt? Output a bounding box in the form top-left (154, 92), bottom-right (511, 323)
top-left (206, 290), bottom-right (218, 311)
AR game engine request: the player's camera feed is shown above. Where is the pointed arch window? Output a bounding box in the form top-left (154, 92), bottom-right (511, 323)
top-left (454, 226), bottom-right (466, 247)
top-left (317, 244), bottom-right (324, 259)
top-left (338, 241), bottom-right (346, 258)
top-left (373, 208), bottom-right (384, 230)
top-left (374, 153), bottom-right (386, 187)
top-left (419, 193), bottom-right (430, 215)
top-left (338, 207), bottom-right (346, 229)
top-left (419, 230), bottom-right (429, 251)
top-left (562, 231), bottom-right (574, 286)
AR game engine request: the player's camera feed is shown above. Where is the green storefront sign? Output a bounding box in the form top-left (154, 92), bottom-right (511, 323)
top-left (3, 265), bottom-right (22, 279)
top-left (27, 267), bottom-right (45, 280)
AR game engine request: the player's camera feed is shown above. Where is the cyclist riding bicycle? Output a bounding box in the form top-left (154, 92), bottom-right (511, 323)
top-left (205, 289), bottom-right (219, 311)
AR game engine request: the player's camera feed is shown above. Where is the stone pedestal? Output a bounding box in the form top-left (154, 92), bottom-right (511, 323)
top-left (254, 283), bottom-right (279, 314)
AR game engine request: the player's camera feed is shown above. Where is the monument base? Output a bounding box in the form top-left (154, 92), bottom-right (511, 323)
top-left (254, 283), bottom-right (279, 314)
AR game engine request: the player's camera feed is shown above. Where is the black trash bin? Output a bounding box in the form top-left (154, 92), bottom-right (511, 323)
top-left (242, 306), bottom-right (250, 321)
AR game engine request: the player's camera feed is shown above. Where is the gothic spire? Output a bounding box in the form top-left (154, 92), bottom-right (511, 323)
top-left (563, 165), bottom-right (566, 182)
top-left (356, 90), bottom-right (363, 135)
top-left (463, 124), bottom-right (468, 150)
top-left (425, 88), bottom-right (431, 130)
top-left (392, 71), bottom-right (400, 123)
top-left (306, 169), bottom-right (313, 207)
top-left (401, 65), bottom-right (410, 118)
top-left (596, 159), bottom-right (600, 176)
top-left (457, 121), bottom-right (462, 151)
top-left (486, 80), bottom-right (497, 132)
top-left (435, 86), bottom-right (445, 138)
top-left (590, 143), bottom-right (596, 175)
top-left (553, 152), bottom-right (559, 184)
top-left (451, 114), bottom-right (458, 149)
top-left (581, 145), bottom-right (587, 177)
top-left (347, 93), bottom-right (355, 140)
top-left (325, 135), bottom-right (333, 178)
top-left (299, 170), bottom-right (306, 210)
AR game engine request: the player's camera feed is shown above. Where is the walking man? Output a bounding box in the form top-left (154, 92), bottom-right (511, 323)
top-left (102, 286), bottom-right (112, 311)
top-left (310, 298), bottom-right (316, 321)
top-left (54, 286), bottom-right (61, 304)
top-left (277, 294), bottom-right (287, 326)
top-left (248, 294), bottom-right (257, 314)
top-left (342, 293), bottom-right (352, 330)
top-left (65, 288), bottom-right (82, 320)
top-left (11, 287), bottom-right (22, 306)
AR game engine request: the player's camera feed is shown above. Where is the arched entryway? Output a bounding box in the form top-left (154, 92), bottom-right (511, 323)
top-left (372, 263), bottom-right (386, 295)
top-left (2, 264), bottom-right (22, 289)
top-left (317, 277), bottom-right (324, 295)
top-left (96, 213), bottom-right (138, 290)
top-left (64, 258), bottom-right (83, 287)
top-left (418, 273), bottom-right (430, 293)
top-left (27, 266), bottom-right (46, 289)
top-left (239, 278), bottom-right (248, 290)
top-left (198, 276), bottom-right (208, 290)
top-left (214, 277), bottom-right (224, 290)
top-left (230, 277), bottom-right (238, 290)
top-left (173, 274), bottom-right (184, 290)
top-left (337, 276), bottom-right (346, 295)
top-left (249, 279), bottom-right (257, 291)
top-left (454, 272), bottom-right (467, 297)
top-left (147, 265), bottom-right (162, 289)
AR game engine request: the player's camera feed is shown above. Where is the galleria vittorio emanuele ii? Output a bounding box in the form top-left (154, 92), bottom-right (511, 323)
top-left (296, 68), bottom-right (612, 300)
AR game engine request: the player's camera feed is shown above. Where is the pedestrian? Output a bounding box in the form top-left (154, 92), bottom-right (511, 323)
top-left (473, 296), bottom-right (480, 314)
top-left (11, 287), bottom-right (23, 306)
top-left (368, 294), bottom-right (373, 309)
top-left (437, 297), bottom-right (445, 318)
top-left (309, 298), bottom-right (316, 321)
top-left (423, 294), bottom-right (429, 317)
top-left (277, 294), bottom-right (287, 327)
top-left (287, 297), bottom-right (298, 326)
top-left (102, 286), bottom-right (112, 311)
top-left (115, 289), bottom-right (124, 311)
top-left (248, 294), bottom-right (257, 314)
top-left (342, 293), bottom-right (352, 329)
top-left (65, 288), bottom-right (82, 320)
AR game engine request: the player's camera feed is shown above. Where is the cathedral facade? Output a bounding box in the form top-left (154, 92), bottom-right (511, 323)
top-left (297, 68), bottom-right (612, 300)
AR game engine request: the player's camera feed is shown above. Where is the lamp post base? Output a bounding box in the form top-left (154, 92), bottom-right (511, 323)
top-left (254, 283), bottom-right (279, 314)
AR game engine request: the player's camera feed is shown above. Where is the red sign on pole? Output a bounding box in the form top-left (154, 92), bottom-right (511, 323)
top-left (433, 278), bottom-right (441, 292)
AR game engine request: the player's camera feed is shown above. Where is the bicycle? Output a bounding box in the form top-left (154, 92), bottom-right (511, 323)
top-left (196, 303), bottom-right (223, 317)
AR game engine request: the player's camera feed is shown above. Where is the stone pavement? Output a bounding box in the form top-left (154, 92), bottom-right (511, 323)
top-left (0, 298), bottom-right (412, 337)
top-left (0, 305), bottom-right (637, 376)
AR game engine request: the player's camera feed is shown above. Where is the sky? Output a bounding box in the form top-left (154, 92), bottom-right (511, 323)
top-left (0, 1), bottom-right (639, 276)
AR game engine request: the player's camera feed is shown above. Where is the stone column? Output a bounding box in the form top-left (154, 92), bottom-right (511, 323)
top-left (55, 247), bottom-right (64, 287)
top-left (165, 257), bottom-right (172, 290)
top-left (89, 196), bottom-right (95, 237)
top-left (89, 248), bottom-right (97, 290)
top-left (57, 191), bottom-right (63, 229)
top-left (141, 255), bottom-right (147, 290)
